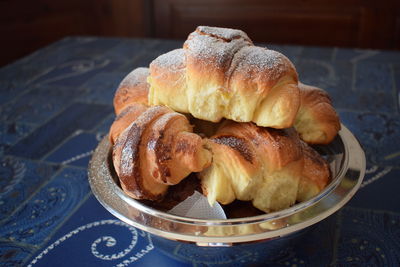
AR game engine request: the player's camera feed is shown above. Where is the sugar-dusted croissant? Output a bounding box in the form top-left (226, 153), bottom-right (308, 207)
top-left (112, 105), bottom-right (212, 200)
top-left (199, 121), bottom-right (304, 213)
top-left (114, 67), bottom-right (149, 115)
top-left (148, 26), bottom-right (300, 129)
top-left (297, 141), bottom-right (330, 202)
top-left (294, 83), bottom-right (341, 144)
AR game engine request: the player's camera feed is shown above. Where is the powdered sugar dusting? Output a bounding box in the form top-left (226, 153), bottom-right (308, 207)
top-left (184, 27), bottom-right (252, 67)
top-left (197, 26), bottom-right (251, 42)
top-left (231, 46), bottom-right (293, 81)
top-left (136, 106), bottom-right (172, 127)
top-left (151, 49), bottom-right (185, 70)
top-left (119, 67), bottom-right (149, 88)
top-left (183, 26), bottom-right (295, 83)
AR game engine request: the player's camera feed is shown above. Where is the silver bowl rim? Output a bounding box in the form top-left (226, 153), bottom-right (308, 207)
top-left (88, 124), bottom-right (365, 243)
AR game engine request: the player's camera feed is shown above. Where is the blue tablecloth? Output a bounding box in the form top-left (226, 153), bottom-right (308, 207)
top-left (0, 37), bottom-right (399, 266)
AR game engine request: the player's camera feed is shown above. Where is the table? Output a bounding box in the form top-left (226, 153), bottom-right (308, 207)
top-left (0, 37), bottom-right (399, 266)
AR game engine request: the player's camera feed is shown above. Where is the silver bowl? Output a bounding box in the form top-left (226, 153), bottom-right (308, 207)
top-left (88, 124), bottom-right (365, 264)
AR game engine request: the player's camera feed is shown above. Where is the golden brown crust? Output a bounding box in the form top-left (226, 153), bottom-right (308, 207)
top-left (217, 122), bottom-right (303, 171)
top-left (116, 106), bottom-right (171, 200)
top-left (297, 141), bottom-right (330, 202)
top-left (146, 112), bottom-right (211, 185)
top-left (148, 26), bottom-right (300, 128)
top-left (200, 120), bottom-right (331, 212)
top-left (212, 135), bottom-right (254, 163)
top-left (228, 46), bottom-right (298, 100)
top-left (199, 121), bottom-right (304, 212)
top-left (112, 105), bottom-right (212, 201)
top-left (109, 103), bottom-right (147, 145)
top-left (114, 67), bottom-right (150, 115)
top-left (295, 83), bottom-right (341, 144)
top-left (110, 26), bottom-right (336, 211)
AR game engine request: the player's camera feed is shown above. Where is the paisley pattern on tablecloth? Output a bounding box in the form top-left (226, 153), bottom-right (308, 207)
top-left (6, 102), bottom-right (112, 159)
top-left (339, 111), bottom-right (400, 166)
top-left (0, 241), bottom-right (34, 266)
top-left (0, 168), bottom-right (90, 246)
top-left (0, 122), bottom-right (34, 147)
top-left (0, 157), bottom-right (59, 218)
top-left (0, 37), bottom-right (399, 266)
top-left (336, 207), bottom-right (400, 266)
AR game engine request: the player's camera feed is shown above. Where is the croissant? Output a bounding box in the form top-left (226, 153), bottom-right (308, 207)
top-left (114, 67), bottom-right (150, 115)
top-left (112, 104), bottom-right (212, 200)
top-left (294, 82), bottom-right (341, 144)
top-left (148, 26), bottom-right (300, 129)
top-left (199, 121), bottom-right (304, 213)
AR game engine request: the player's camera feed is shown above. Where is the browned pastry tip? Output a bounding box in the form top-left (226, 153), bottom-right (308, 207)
top-left (114, 67), bottom-right (150, 115)
top-left (109, 103), bottom-right (147, 145)
top-left (112, 105), bottom-right (212, 201)
top-left (295, 82), bottom-right (341, 144)
top-left (297, 141), bottom-right (330, 202)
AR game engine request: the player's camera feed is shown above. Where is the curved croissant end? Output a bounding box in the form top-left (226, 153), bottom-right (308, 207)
top-left (295, 82), bottom-right (341, 144)
top-left (297, 140), bottom-right (330, 202)
top-left (112, 105), bottom-right (212, 200)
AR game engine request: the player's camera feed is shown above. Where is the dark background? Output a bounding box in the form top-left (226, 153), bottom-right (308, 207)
top-left (1, 0), bottom-right (399, 67)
